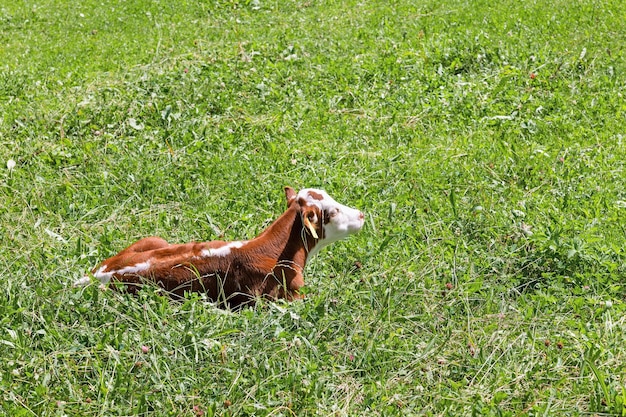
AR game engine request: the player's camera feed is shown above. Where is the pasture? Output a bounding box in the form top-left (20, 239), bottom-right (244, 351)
top-left (1, 0), bottom-right (625, 415)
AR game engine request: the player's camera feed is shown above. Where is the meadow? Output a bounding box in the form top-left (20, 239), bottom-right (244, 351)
top-left (1, 0), bottom-right (625, 415)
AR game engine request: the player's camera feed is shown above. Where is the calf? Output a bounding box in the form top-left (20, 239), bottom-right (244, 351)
top-left (75, 187), bottom-right (364, 309)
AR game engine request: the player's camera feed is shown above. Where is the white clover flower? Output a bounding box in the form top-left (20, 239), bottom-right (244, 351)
top-left (7, 159), bottom-right (16, 171)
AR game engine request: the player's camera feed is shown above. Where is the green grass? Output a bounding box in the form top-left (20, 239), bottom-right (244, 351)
top-left (2, 0), bottom-right (626, 415)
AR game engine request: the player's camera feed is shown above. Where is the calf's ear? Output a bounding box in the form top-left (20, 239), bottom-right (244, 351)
top-left (284, 187), bottom-right (296, 206)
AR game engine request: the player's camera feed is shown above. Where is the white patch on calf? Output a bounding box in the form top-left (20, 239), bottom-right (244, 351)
top-left (200, 241), bottom-right (246, 258)
top-left (116, 260), bottom-right (152, 276)
top-left (75, 260), bottom-right (152, 286)
top-left (92, 265), bottom-right (113, 282)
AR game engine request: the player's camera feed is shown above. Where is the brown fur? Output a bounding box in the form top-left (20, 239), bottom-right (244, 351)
top-left (91, 187), bottom-right (319, 309)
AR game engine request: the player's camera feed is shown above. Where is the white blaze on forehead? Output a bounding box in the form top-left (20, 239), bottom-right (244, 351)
top-left (296, 188), bottom-right (336, 209)
top-left (296, 189), bottom-right (363, 222)
top-left (200, 241), bottom-right (246, 258)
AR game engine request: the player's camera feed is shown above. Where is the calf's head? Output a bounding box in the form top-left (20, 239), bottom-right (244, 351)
top-left (285, 187), bottom-right (364, 257)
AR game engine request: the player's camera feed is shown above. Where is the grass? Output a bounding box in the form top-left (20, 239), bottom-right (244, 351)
top-left (1, 0), bottom-right (626, 415)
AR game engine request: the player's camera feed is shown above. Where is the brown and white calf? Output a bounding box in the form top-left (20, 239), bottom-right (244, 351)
top-left (75, 187), bottom-right (364, 308)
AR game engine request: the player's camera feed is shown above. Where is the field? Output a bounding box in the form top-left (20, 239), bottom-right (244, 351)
top-left (1, 0), bottom-right (626, 415)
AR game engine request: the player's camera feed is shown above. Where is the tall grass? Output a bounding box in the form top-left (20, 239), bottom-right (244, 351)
top-left (1, 0), bottom-right (625, 415)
